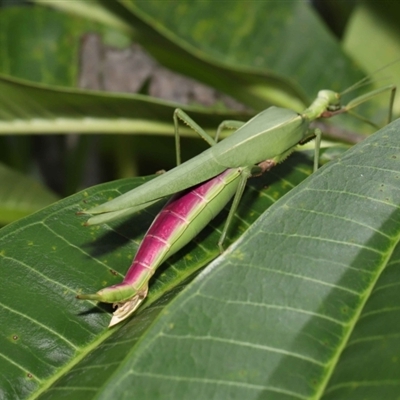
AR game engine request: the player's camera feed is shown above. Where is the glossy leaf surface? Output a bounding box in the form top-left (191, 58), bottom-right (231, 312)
top-left (0, 120), bottom-right (399, 398)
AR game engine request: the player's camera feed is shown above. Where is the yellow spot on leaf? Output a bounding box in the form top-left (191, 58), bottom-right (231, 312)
top-left (232, 250), bottom-right (245, 260)
top-left (272, 191), bottom-right (280, 199)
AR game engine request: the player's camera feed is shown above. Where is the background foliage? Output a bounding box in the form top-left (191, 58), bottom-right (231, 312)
top-left (1, 1), bottom-right (400, 399)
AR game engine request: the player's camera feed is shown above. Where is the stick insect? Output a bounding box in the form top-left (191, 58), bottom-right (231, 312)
top-left (78, 80), bottom-right (396, 326)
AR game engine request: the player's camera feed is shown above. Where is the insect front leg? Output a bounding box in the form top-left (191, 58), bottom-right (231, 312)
top-left (341, 84), bottom-right (396, 126)
top-left (313, 128), bottom-right (322, 172)
top-left (174, 109), bottom-right (247, 164)
top-left (173, 108), bottom-right (217, 165)
top-left (298, 128), bottom-right (322, 172)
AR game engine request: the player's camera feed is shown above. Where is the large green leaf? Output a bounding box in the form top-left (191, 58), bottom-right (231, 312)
top-left (1, 120), bottom-right (399, 398)
top-left (0, 148), bottom-right (311, 399)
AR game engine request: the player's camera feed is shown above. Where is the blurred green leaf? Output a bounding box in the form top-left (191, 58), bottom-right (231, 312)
top-left (0, 75), bottom-right (250, 135)
top-left (343, 0), bottom-right (400, 115)
top-left (0, 2), bottom-right (388, 140)
top-left (33, 0), bottom-right (133, 35)
top-left (0, 5), bottom-right (130, 86)
top-left (122, 0), bottom-right (363, 100)
top-left (31, 0), bottom-right (371, 112)
top-left (0, 162), bottom-right (58, 224)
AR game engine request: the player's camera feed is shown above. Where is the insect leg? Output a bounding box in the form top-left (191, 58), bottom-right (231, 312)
top-left (174, 108), bottom-right (218, 165)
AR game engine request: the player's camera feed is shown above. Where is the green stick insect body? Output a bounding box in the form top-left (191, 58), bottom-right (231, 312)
top-left (78, 84), bottom-right (395, 326)
top-left (86, 107), bottom-right (307, 224)
top-left (84, 86), bottom-right (395, 225)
